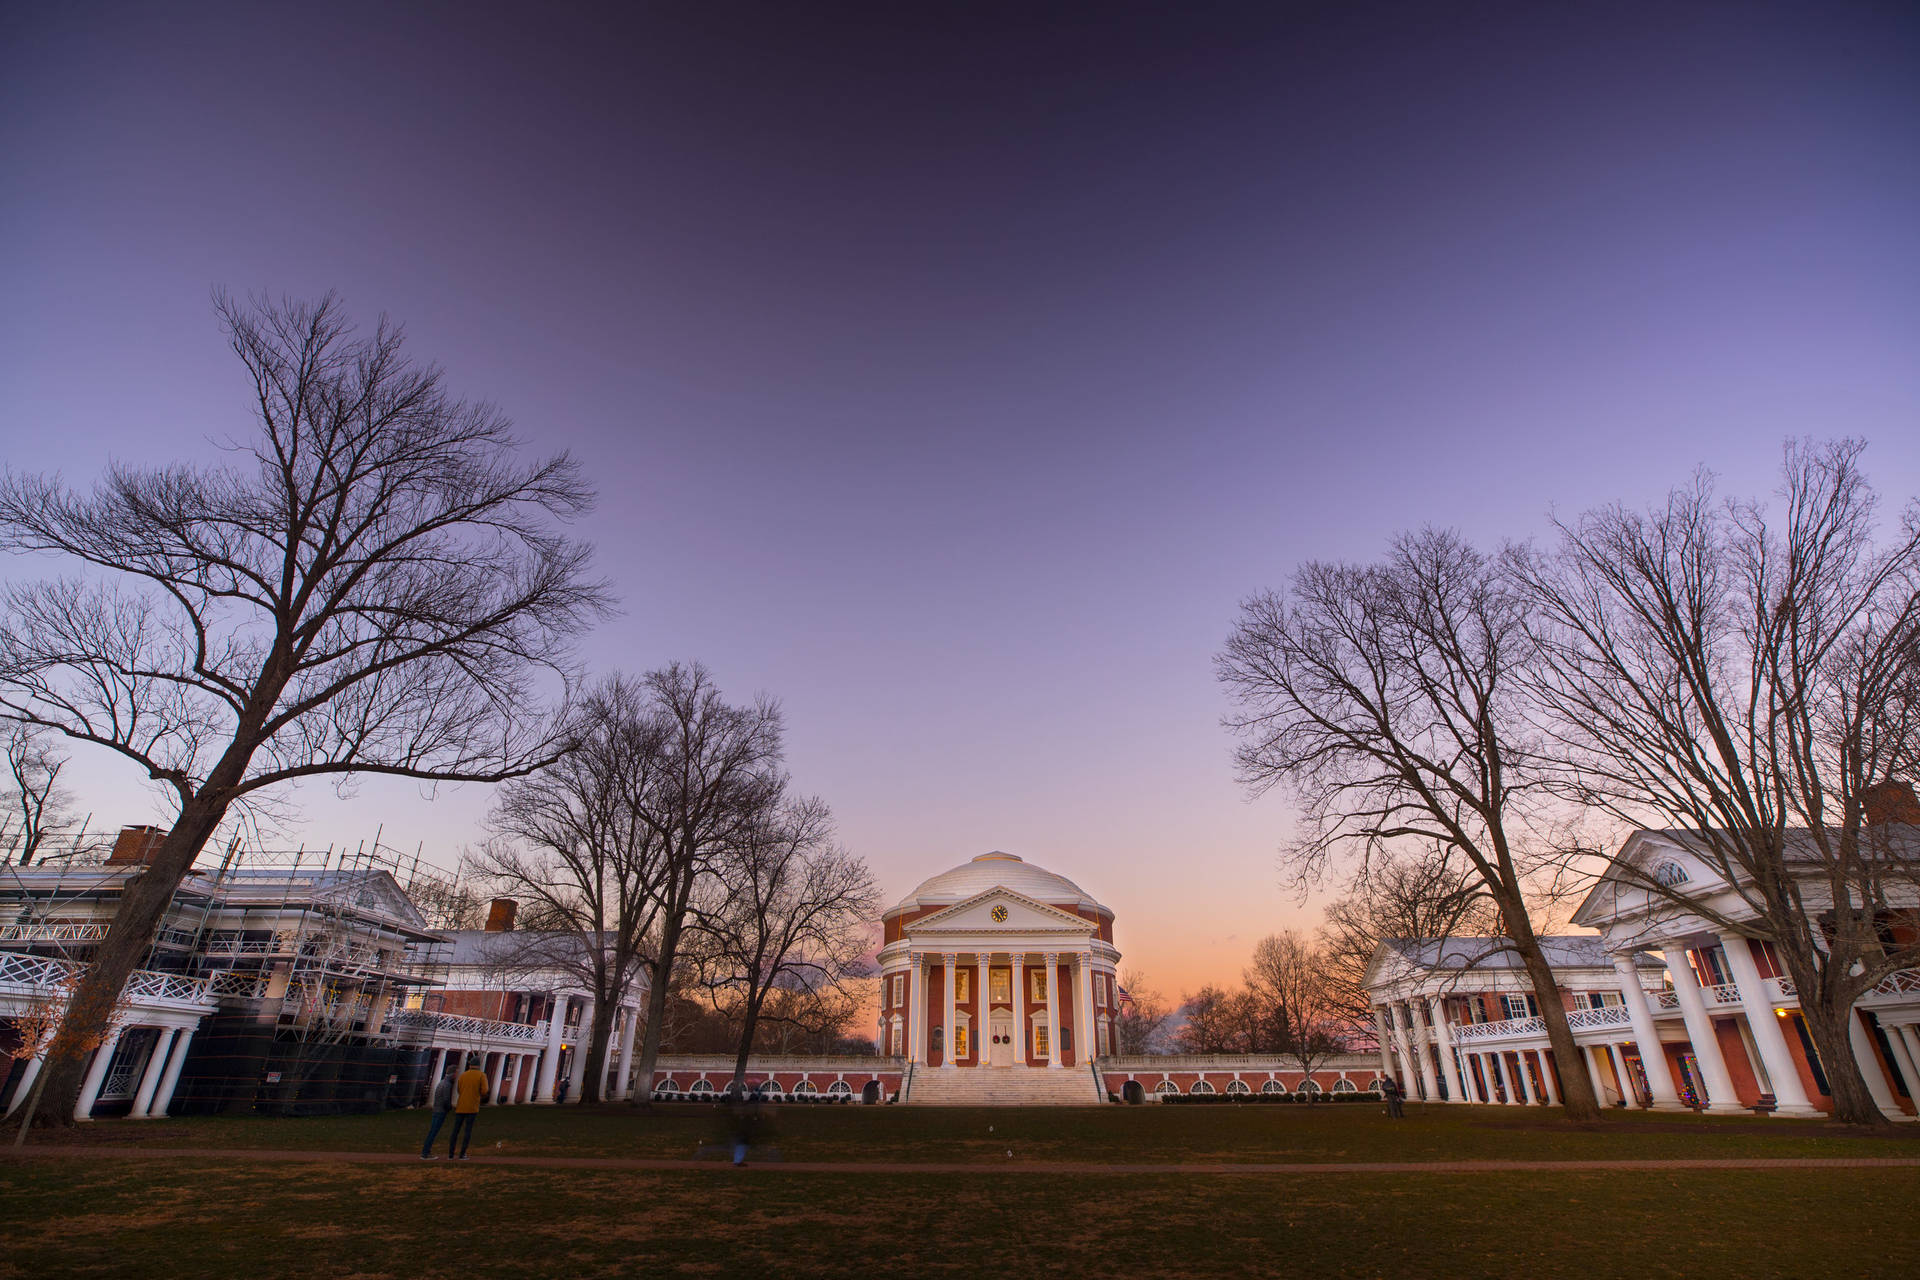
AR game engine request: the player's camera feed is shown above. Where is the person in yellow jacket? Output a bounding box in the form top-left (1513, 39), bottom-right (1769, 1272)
top-left (444, 1055), bottom-right (490, 1160)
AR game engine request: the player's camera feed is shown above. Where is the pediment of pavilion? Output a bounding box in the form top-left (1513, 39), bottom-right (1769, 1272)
top-left (904, 888), bottom-right (1095, 939)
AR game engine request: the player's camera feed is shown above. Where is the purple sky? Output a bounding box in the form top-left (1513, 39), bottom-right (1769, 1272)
top-left (4, 3), bottom-right (1919, 996)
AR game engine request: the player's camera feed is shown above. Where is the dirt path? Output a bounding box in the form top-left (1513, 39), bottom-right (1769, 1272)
top-left (7, 1146), bottom-right (1920, 1175)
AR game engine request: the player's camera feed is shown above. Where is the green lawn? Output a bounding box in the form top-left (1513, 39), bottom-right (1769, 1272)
top-left (6, 1105), bottom-right (1918, 1279)
top-left (1, 1158), bottom-right (1915, 1279)
top-left (27, 1098), bottom-right (1920, 1165)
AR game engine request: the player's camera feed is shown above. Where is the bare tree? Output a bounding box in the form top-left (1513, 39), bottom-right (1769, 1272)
top-left (0, 723), bottom-right (74, 864)
top-left (624, 662), bottom-right (785, 1104)
top-left (1218, 528), bottom-right (1605, 1120)
top-left (472, 676), bottom-right (668, 1102)
top-left (692, 795), bottom-right (879, 1095)
top-left (1518, 440), bottom-right (1920, 1127)
top-left (1247, 930), bottom-right (1347, 1097)
top-left (1318, 845), bottom-right (1502, 1040)
top-left (0, 293), bottom-right (607, 1125)
top-left (1112, 969), bottom-right (1171, 1054)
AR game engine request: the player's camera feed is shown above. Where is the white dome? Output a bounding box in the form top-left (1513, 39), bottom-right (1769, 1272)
top-left (888, 851), bottom-right (1106, 916)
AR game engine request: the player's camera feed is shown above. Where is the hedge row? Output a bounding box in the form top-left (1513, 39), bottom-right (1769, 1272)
top-left (1138, 1091), bottom-right (1385, 1105)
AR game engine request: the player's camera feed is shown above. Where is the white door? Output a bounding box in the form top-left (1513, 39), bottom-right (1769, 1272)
top-left (990, 1012), bottom-right (1012, 1066)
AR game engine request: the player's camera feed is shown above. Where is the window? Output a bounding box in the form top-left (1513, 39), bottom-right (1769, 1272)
top-left (1332, 1079), bottom-right (1356, 1093)
top-left (1031, 968), bottom-right (1048, 1002)
top-left (690, 1079), bottom-right (714, 1094)
top-left (953, 1024), bottom-right (970, 1060)
top-left (1365, 1078), bottom-right (1384, 1093)
top-left (1261, 1079), bottom-right (1287, 1094)
top-left (827, 1080), bottom-right (853, 1096)
top-left (954, 969), bottom-right (970, 1003)
top-left (889, 1019), bottom-right (903, 1056)
top-left (990, 968), bottom-right (1010, 1004)
top-left (1190, 1079), bottom-right (1216, 1094)
top-left (1588, 992), bottom-right (1623, 1009)
top-left (1225, 1079), bottom-right (1251, 1095)
top-left (1154, 1079), bottom-right (1179, 1094)
top-left (758, 1082), bottom-right (783, 1099)
top-left (1502, 994), bottom-right (1538, 1020)
top-left (1300, 1079), bottom-right (1321, 1095)
top-left (1653, 860), bottom-right (1690, 887)
top-left (1696, 946), bottom-right (1733, 988)
top-left (890, 974), bottom-right (904, 1008)
top-left (793, 1080), bottom-right (817, 1094)
top-left (1033, 1024), bottom-right (1050, 1058)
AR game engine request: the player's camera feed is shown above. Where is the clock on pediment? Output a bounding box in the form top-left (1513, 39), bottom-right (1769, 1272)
top-left (990, 904), bottom-right (1009, 923)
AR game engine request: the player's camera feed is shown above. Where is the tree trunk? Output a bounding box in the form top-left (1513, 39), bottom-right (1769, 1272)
top-left (630, 913), bottom-right (685, 1108)
top-left (30, 796), bottom-right (228, 1128)
top-left (730, 991), bottom-right (765, 1097)
top-left (579, 995), bottom-right (618, 1104)
top-left (1510, 918), bottom-right (1602, 1123)
top-left (1799, 992), bottom-right (1889, 1128)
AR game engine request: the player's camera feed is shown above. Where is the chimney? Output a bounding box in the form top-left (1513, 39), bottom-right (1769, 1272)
top-left (108, 825), bottom-right (167, 866)
top-left (484, 897), bottom-right (518, 932)
top-left (1863, 780), bottom-right (1920, 826)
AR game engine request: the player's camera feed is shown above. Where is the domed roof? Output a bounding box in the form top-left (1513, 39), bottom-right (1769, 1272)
top-left (888, 851), bottom-right (1106, 916)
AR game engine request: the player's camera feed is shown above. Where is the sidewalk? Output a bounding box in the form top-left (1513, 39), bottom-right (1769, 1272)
top-left (8, 1145), bottom-right (1920, 1175)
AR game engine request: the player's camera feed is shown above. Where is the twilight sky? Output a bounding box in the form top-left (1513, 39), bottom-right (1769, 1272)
top-left (4, 2), bottom-right (1918, 997)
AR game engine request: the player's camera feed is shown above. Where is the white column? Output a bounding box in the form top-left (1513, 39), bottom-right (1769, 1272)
top-left (1428, 998), bottom-right (1466, 1103)
top-left (499, 1054), bottom-right (520, 1106)
top-left (907, 953), bottom-right (927, 1063)
top-left (1073, 955), bottom-right (1094, 1066)
top-left (1374, 1007), bottom-right (1395, 1081)
top-left (130, 1028), bottom-right (176, 1119)
top-left (428, 1046), bottom-right (447, 1089)
top-left (1538, 1050), bottom-right (1560, 1105)
top-left (615, 1004), bottom-right (640, 1100)
top-left (74, 1027), bottom-right (124, 1122)
top-left (1886, 1024), bottom-right (1920, 1113)
top-left (1847, 1009), bottom-right (1901, 1115)
top-left (1511, 1052), bottom-right (1537, 1104)
top-left (1392, 1007), bottom-right (1417, 1096)
top-left (536, 995), bottom-right (567, 1102)
top-left (1606, 1042), bottom-right (1633, 1105)
top-left (570, 1001), bottom-right (595, 1102)
top-left (150, 1027), bottom-right (195, 1117)
top-left (1613, 957), bottom-right (1685, 1110)
top-left (1414, 1005), bottom-right (1439, 1102)
top-left (1716, 933), bottom-right (1819, 1117)
top-left (1584, 1045), bottom-right (1611, 1103)
top-left (1457, 1046), bottom-right (1481, 1103)
top-left (1667, 949), bottom-right (1744, 1112)
top-left (941, 953), bottom-right (958, 1068)
top-left (1011, 954), bottom-right (1026, 1066)
top-left (977, 954), bottom-right (990, 1067)
top-left (1044, 952), bottom-right (1062, 1068)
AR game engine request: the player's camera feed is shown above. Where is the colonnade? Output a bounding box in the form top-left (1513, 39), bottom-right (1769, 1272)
top-left (902, 949), bottom-right (1107, 1068)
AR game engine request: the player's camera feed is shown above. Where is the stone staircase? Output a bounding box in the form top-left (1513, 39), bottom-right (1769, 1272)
top-left (905, 1064), bottom-right (1107, 1106)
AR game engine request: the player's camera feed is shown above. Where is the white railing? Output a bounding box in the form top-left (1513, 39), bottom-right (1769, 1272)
top-left (205, 971), bottom-right (272, 999)
top-left (1764, 975), bottom-right (1798, 1003)
top-left (385, 1008), bottom-right (543, 1044)
top-left (1703, 981), bottom-right (1743, 1007)
top-left (0, 921), bottom-right (110, 945)
top-left (1868, 968), bottom-right (1920, 999)
top-left (1565, 1005), bottom-right (1633, 1032)
top-left (1654, 990), bottom-right (1680, 1012)
top-left (0, 950), bottom-right (214, 1009)
top-left (1452, 1015), bottom-right (1544, 1044)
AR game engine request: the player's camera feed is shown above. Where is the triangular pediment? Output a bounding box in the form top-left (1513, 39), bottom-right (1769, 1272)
top-left (906, 888), bottom-right (1093, 935)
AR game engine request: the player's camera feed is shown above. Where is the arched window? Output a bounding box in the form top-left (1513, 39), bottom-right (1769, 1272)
top-left (1190, 1079), bottom-right (1216, 1094)
top-left (1366, 1078), bottom-right (1384, 1093)
top-left (757, 1082), bottom-right (783, 1099)
top-left (690, 1079), bottom-right (714, 1095)
top-left (1332, 1079), bottom-right (1356, 1093)
top-left (1260, 1079), bottom-right (1287, 1094)
top-left (1300, 1079), bottom-right (1322, 1095)
top-left (793, 1080), bottom-right (818, 1095)
top-left (1153, 1079), bottom-right (1179, 1094)
top-left (827, 1080), bottom-right (853, 1096)
top-left (1225, 1079), bottom-right (1251, 1095)
top-left (1653, 861), bottom-right (1690, 887)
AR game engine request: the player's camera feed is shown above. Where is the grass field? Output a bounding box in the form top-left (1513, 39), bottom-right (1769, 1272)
top-left (5, 1103), bottom-right (1918, 1278)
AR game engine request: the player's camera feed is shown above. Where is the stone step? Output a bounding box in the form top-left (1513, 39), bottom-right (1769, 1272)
top-left (906, 1066), bottom-right (1107, 1106)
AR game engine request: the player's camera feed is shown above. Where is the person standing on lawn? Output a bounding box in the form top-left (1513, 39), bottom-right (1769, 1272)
top-left (420, 1064), bottom-right (457, 1159)
top-left (447, 1055), bottom-right (490, 1159)
top-left (1385, 1076), bottom-right (1405, 1119)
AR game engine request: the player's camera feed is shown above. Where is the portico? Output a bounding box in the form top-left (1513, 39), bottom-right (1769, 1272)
top-left (877, 853), bottom-right (1120, 1100)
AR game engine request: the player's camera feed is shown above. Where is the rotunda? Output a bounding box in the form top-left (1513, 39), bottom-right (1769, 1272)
top-left (876, 852), bottom-right (1122, 1075)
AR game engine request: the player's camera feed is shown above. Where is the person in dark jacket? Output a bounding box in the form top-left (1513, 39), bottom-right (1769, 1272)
top-left (420, 1066), bottom-right (456, 1159)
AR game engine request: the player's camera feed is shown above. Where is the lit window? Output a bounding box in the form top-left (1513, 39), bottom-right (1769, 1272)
top-left (793, 1080), bottom-right (817, 1094)
top-left (954, 969), bottom-right (970, 1003)
top-left (1033, 1024), bottom-right (1050, 1058)
top-left (1154, 1079), bottom-right (1178, 1094)
top-left (1031, 969), bottom-right (1048, 1002)
top-left (953, 1024), bottom-right (970, 1059)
